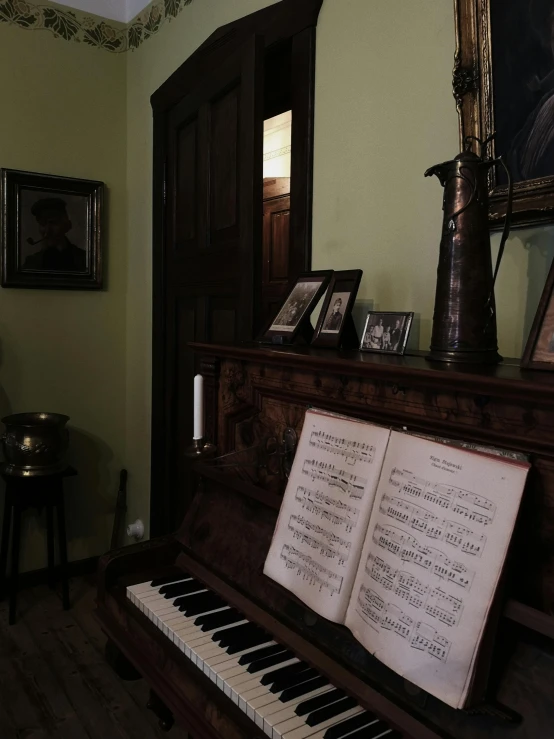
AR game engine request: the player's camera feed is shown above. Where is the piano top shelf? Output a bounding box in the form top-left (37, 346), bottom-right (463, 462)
top-left (189, 341), bottom-right (554, 405)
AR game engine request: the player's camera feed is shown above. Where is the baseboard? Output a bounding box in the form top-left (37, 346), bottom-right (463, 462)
top-left (7, 556), bottom-right (99, 590)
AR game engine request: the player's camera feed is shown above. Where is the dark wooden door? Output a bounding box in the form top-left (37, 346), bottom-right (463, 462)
top-left (155, 37), bottom-right (264, 529)
top-left (151, 0), bottom-right (324, 537)
top-left (261, 177), bottom-right (291, 325)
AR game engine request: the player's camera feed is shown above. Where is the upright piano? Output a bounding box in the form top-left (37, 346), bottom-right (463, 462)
top-left (96, 342), bottom-right (554, 739)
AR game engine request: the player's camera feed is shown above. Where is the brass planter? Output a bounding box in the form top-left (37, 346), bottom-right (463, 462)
top-left (1, 412), bottom-right (70, 477)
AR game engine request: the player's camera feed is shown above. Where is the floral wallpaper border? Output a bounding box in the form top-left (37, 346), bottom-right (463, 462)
top-left (0, 0), bottom-right (193, 52)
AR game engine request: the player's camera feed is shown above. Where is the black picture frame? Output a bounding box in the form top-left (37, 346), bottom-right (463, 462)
top-left (311, 269), bottom-right (362, 349)
top-left (360, 311), bottom-right (413, 356)
top-left (1, 168), bottom-right (103, 290)
top-left (258, 270), bottom-right (333, 345)
top-left (521, 260), bottom-right (554, 371)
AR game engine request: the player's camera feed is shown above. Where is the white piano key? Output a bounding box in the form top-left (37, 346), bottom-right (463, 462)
top-left (227, 658), bottom-right (300, 699)
top-left (251, 684), bottom-right (332, 718)
top-left (125, 580), bottom-right (390, 739)
top-left (127, 576), bottom-right (191, 596)
top-left (280, 707), bottom-right (363, 739)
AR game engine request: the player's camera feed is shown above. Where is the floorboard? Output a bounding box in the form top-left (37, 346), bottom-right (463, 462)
top-left (0, 577), bottom-right (189, 739)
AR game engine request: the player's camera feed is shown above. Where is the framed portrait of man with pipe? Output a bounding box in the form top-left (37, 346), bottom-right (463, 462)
top-left (1, 168), bottom-right (103, 289)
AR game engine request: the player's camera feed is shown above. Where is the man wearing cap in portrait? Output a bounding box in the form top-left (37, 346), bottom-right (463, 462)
top-left (23, 197), bottom-right (86, 272)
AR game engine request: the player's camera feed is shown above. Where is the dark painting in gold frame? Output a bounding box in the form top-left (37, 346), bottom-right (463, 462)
top-left (455, 0), bottom-right (554, 227)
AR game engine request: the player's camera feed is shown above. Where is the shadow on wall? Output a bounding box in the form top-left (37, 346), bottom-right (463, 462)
top-left (63, 425), bottom-right (115, 559)
top-left (523, 229), bottom-right (554, 355)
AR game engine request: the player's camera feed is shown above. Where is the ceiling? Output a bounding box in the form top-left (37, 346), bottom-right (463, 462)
top-left (53, 0), bottom-right (151, 23)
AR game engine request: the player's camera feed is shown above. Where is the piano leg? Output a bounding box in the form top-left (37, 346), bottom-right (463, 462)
top-left (147, 690), bottom-right (175, 732)
top-left (105, 639), bottom-right (142, 681)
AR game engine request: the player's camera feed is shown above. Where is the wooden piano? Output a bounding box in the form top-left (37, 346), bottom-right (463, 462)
top-left (96, 342), bottom-right (554, 739)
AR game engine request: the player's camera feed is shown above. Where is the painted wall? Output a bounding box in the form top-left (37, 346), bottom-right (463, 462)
top-left (3, 0), bottom-right (551, 559)
top-left (126, 0), bottom-right (554, 535)
top-left (0, 20), bottom-right (127, 570)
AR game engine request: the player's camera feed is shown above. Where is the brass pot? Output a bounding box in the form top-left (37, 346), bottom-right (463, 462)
top-left (1, 412), bottom-right (70, 477)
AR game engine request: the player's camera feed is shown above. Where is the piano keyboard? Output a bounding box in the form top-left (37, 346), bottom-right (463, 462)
top-left (127, 574), bottom-right (401, 739)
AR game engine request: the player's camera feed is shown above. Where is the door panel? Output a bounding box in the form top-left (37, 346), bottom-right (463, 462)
top-left (261, 193), bottom-right (291, 326)
top-left (157, 37), bottom-right (264, 531)
top-left (210, 88), bottom-right (239, 238)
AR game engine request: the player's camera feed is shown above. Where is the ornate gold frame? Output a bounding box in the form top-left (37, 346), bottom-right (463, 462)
top-left (454, 0), bottom-right (554, 227)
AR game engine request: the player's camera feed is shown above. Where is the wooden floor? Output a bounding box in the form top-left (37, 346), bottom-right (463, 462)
top-left (0, 577), bottom-right (189, 739)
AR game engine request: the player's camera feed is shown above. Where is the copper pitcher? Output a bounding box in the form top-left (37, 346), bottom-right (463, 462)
top-left (425, 135), bottom-right (513, 364)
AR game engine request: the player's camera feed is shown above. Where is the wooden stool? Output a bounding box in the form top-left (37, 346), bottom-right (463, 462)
top-left (0, 466), bottom-right (76, 624)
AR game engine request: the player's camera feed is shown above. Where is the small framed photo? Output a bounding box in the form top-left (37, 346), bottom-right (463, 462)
top-left (521, 263), bottom-right (554, 370)
top-left (259, 271), bottom-right (333, 344)
top-left (311, 269), bottom-right (362, 348)
top-left (1, 168), bottom-right (103, 290)
top-left (360, 311), bottom-right (413, 355)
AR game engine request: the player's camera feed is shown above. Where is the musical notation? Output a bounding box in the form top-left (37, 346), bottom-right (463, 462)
top-left (410, 621), bottom-right (451, 663)
top-left (295, 486), bottom-right (360, 533)
top-left (389, 468), bottom-right (496, 526)
top-left (356, 585), bottom-right (413, 640)
top-left (302, 460), bottom-right (367, 499)
top-left (380, 495), bottom-right (486, 557)
top-left (309, 431), bottom-right (375, 466)
top-left (280, 544), bottom-right (343, 595)
top-left (365, 554), bottom-right (464, 626)
top-left (365, 553), bottom-right (430, 609)
top-left (373, 523), bottom-right (475, 590)
top-left (288, 514), bottom-right (352, 565)
top-left (356, 586), bottom-right (452, 662)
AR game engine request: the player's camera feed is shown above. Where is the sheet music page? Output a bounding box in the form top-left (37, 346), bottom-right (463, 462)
top-left (344, 431), bottom-right (529, 709)
top-left (263, 409), bottom-right (391, 623)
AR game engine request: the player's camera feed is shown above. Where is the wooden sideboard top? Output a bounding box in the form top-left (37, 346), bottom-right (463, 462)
top-left (190, 341), bottom-right (554, 402)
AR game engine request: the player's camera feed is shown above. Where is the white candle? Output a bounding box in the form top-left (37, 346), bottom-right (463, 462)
top-left (193, 374), bottom-right (204, 440)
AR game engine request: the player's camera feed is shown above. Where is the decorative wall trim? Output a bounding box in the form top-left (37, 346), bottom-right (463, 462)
top-left (0, 0), bottom-right (193, 52)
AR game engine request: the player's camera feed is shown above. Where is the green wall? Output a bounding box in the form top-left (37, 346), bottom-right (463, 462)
top-left (125, 0), bottom-right (554, 536)
top-left (0, 20), bottom-right (127, 570)
top-left (2, 0), bottom-right (553, 560)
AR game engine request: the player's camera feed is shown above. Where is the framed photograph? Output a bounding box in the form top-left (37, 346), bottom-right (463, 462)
top-left (311, 269), bottom-right (362, 348)
top-left (522, 262), bottom-right (554, 369)
top-left (455, 0), bottom-right (554, 226)
top-left (259, 271), bottom-right (333, 344)
top-left (360, 311), bottom-right (413, 356)
top-left (1, 168), bottom-right (103, 289)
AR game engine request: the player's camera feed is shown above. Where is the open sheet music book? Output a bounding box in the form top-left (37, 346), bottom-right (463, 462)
top-left (263, 409), bottom-right (530, 709)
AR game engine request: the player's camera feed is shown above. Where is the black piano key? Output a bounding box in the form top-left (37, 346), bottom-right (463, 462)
top-left (279, 675), bottom-right (330, 703)
top-left (247, 650), bottom-right (295, 673)
top-left (226, 632), bottom-right (271, 655)
top-left (269, 667), bottom-right (320, 694)
top-left (174, 590), bottom-right (209, 607)
top-left (180, 594), bottom-right (227, 616)
top-left (306, 696), bottom-right (358, 727)
top-left (295, 688), bottom-right (347, 716)
top-left (175, 591), bottom-right (219, 610)
top-left (162, 579), bottom-right (204, 598)
top-left (323, 712), bottom-right (378, 738)
top-left (261, 660), bottom-right (309, 686)
top-left (195, 608), bottom-right (240, 630)
top-left (214, 622), bottom-right (262, 645)
top-left (150, 575), bottom-right (186, 587)
top-left (345, 724), bottom-right (397, 739)
top-left (239, 644), bottom-right (287, 666)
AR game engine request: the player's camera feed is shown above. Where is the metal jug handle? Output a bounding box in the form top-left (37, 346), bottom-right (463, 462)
top-left (484, 155), bottom-right (514, 323)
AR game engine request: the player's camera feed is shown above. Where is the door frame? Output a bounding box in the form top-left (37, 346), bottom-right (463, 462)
top-left (150, 0), bottom-right (324, 537)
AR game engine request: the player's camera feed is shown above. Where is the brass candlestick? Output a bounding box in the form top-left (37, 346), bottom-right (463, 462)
top-left (185, 438), bottom-right (217, 460)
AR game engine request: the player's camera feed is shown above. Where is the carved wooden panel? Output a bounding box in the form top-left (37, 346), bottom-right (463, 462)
top-left (211, 353), bottom-right (554, 615)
